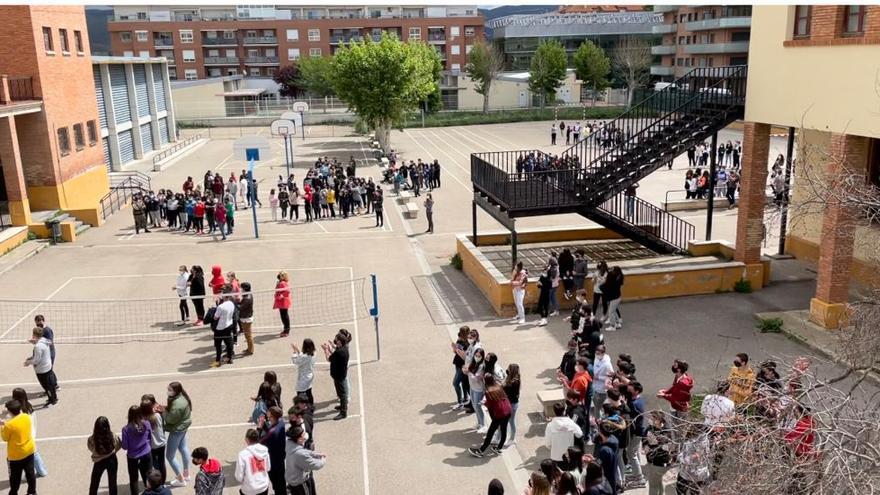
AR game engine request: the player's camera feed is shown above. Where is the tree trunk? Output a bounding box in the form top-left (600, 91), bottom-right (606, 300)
top-left (482, 92), bottom-right (490, 114)
top-left (375, 120), bottom-right (391, 152)
top-left (591, 82), bottom-right (597, 108)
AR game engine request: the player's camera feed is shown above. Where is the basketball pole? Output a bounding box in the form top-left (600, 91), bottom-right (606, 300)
top-left (283, 133), bottom-right (291, 178)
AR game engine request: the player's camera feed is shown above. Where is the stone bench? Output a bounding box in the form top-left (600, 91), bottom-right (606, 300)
top-left (396, 190), bottom-right (415, 204)
top-left (536, 388), bottom-right (565, 418)
top-left (403, 202), bottom-right (420, 219)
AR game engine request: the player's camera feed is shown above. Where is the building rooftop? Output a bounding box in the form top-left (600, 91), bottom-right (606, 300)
top-left (557, 5), bottom-right (648, 14)
top-left (92, 55), bottom-right (169, 64)
top-left (491, 11), bottom-right (663, 38)
top-left (170, 74), bottom-right (242, 89)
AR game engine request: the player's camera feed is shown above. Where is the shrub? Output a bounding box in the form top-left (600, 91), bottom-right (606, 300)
top-left (450, 253), bottom-right (463, 270)
top-left (733, 278), bottom-right (752, 293)
top-left (756, 317), bottom-right (784, 333)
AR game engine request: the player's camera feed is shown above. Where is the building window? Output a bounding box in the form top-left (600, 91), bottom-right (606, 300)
top-left (123, 50), bottom-right (134, 57)
top-left (450, 26), bottom-right (460, 38)
top-left (179, 30), bottom-right (193, 43)
top-left (184, 69), bottom-right (198, 80)
top-left (308, 29), bottom-right (320, 41)
top-left (844, 5), bottom-right (865, 34)
top-left (139, 50), bottom-right (150, 58)
top-left (793, 6), bottom-right (811, 37)
top-left (731, 31), bottom-right (750, 42)
top-left (249, 67), bottom-right (261, 76)
top-left (868, 139), bottom-right (880, 188)
top-left (224, 30), bottom-right (236, 40)
top-left (86, 120), bottom-right (97, 145)
top-left (465, 26), bottom-right (475, 36)
top-left (136, 30), bottom-right (148, 42)
top-left (74, 30), bottom-right (84, 53)
top-left (466, 44), bottom-right (473, 54)
top-left (59, 29), bottom-right (70, 53)
top-left (451, 44), bottom-right (460, 55)
top-left (309, 47), bottom-right (321, 57)
top-left (42, 27), bottom-right (54, 52)
top-left (267, 67), bottom-right (277, 77)
top-left (169, 68), bottom-right (177, 80)
top-left (408, 27), bottom-right (421, 41)
top-left (286, 29), bottom-right (299, 41)
top-left (182, 50), bottom-right (195, 62)
top-left (120, 31), bottom-right (132, 42)
top-left (57, 127), bottom-right (71, 156)
top-left (288, 48), bottom-right (301, 60)
top-left (73, 123), bottom-right (85, 150)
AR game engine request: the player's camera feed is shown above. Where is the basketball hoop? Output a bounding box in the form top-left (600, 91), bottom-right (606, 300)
top-left (271, 119), bottom-right (296, 137)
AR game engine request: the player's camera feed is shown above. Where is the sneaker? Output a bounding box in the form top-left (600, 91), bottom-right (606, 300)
top-left (333, 412), bottom-right (347, 421)
top-left (615, 322), bottom-right (623, 329)
top-left (451, 402), bottom-right (465, 411)
top-left (517, 319), bottom-right (526, 325)
top-left (194, 320), bottom-right (204, 326)
top-left (477, 426), bottom-right (488, 434)
top-left (176, 321), bottom-right (186, 327)
top-left (537, 318), bottom-right (547, 326)
top-left (510, 317), bottom-right (520, 323)
top-left (549, 310), bottom-right (559, 317)
top-left (467, 447), bottom-right (484, 458)
top-left (334, 405), bottom-right (343, 411)
top-left (169, 479), bottom-right (187, 488)
top-left (209, 361), bottom-right (221, 368)
top-left (625, 479), bottom-right (647, 489)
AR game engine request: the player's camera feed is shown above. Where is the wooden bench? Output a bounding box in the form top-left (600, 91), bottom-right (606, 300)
top-left (537, 389), bottom-right (565, 418)
top-left (403, 202), bottom-right (420, 219)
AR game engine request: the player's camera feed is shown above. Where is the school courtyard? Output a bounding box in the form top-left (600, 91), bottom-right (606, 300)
top-left (0, 122), bottom-right (859, 494)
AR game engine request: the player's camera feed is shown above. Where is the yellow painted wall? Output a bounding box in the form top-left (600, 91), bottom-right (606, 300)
top-left (172, 81), bottom-right (227, 120)
top-left (27, 164), bottom-right (108, 212)
top-left (745, 5), bottom-right (880, 139)
top-left (0, 228), bottom-right (29, 255)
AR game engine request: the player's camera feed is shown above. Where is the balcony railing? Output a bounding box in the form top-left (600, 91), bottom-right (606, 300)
top-left (330, 36), bottom-right (363, 44)
top-left (244, 56), bottom-right (280, 64)
top-left (243, 36), bottom-right (278, 45)
top-left (205, 56), bottom-right (240, 65)
top-left (650, 65), bottom-right (676, 76)
top-left (202, 37), bottom-right (239, 45)
top-left (427, 33), bottom-right (447, 43)
top-left (685, 17), bottom-right (752, 31)
top-left (153, 38), bottom-right (174, 47)
top-left (651, 45), bottom-right (677, 55)
top-left (652, 24), bottom-right (677, 34)
top-left (7, 77), bottom-right (38, 102)
top-left (682, 41), bottom-right (750, 55)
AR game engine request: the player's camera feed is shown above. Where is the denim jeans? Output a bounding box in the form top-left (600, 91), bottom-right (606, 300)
top-left (644, 464), bottom-right (668, 495)
top-left (453, 367), bottom-right (467, 404)
top-left (470, 390), bottom-right (485, 428)
top-left (508, 402), bottom-right (519, 441)
top-left (549, 287), bottom-right (559, 313)
top-left (165, 431), bottom-right (191, 478)
top-left (626, 437), bottom-right (644, 480)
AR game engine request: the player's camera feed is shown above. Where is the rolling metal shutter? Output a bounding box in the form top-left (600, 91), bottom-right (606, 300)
top-left (94, 66), bottom-right (108, 129)
top-left (109, 65), bottom-right (131, 124)
top-left (152, 65), bottom-right (167, 112)
top-left (140, 123), bottom-right (154, 152)
top-left (133, 65), bottom-right (150, 118)
top-left (158, 118), bottom-right (169, 145)
top-left (102, 137), bottom-right (112, 172)
top-left (117, 129), bottom-right (135, 164)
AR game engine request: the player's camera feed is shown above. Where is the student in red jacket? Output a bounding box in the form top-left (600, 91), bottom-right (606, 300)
top-left (468, 374), bottom-right (512, 458)
top-left (274, 271), bottom-right (291, 337)
top-left (209, 265), bottom-right (226, 296)
top-left (657, 359), bottom-right (693, 420)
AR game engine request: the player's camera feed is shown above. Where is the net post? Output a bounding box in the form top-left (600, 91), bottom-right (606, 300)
top-left (369, 273), bottom-right (379, 361)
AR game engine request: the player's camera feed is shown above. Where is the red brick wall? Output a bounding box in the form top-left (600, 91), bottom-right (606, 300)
top-left (734, 122), bottom-right (771, 264)
top-left (785, 5), bottom-right (880, 47)
top-left (108, 16), bottom-right (485, 79)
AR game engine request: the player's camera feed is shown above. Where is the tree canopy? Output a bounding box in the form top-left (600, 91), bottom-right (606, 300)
top-left (465, 40), bottom-right (504, 114)
top-left (332, 33), bottom-right (441, 148)
top-left (528, 40), bottom-right (568, 110)
top-left (572, 41), bottom-right (611, 107)
top-left (297, 56), bottom-right (336, 98)
top-left (273, 64), bottom-right (304, 98)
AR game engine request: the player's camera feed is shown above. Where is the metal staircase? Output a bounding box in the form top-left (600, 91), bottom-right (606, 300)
top-left (471, 66), bottom-right (746, 255)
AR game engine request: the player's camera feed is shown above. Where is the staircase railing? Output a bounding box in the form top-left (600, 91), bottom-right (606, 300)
top-left (472, 150), bottom-right (584, 211)
top-left (99, 176), bottom-right (150, 220)
top-left (589, 193), bottom-right (695, 253)
top-left (109, 171), bottom-right (152, 191)
top-left (152, 131), bottom-right (204, 166)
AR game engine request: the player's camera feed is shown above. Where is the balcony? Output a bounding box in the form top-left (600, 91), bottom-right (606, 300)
top-left (427, 30), bottom-right (446, 44)
top-left (650, 65), bottom-right (675, 76)
top-left (243, 36), bottom-right (278, 45)
top-left (153, 37), bottom-right (174, 48)
top-left (653, 5), bottom-right (679, 13)
top-left (652, 24), bottom-right (677, 34)
top-left (244, 56), bottom-right (280, 65)
top-left (205, 56), bottom-right (240, 65)
top-left (682, 41), bottom-right (749, 54)
top-left (202, 37), bottom-right (239, 46)
top-left (651, 45), bottom-right (677, 55)
top-left (685, 17), bottom-right (752, 31)
top-left (329, 36), bottom-right (363, 45)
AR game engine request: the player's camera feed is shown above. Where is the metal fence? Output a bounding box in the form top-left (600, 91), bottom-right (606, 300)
top-left (151, 131), bottom-right (205, 165)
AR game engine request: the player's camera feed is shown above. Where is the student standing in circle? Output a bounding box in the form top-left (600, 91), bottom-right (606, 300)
top-left (173, 266), bottom-right (190, 327)
top-left (424, 193), bottom-right (434, 234)
top-left (274, 271), bottom-right (292, 337)
top-left (188, 265), bottom-right (207, 326)
top-left (291, 339), bottom-right (316, 406)
top-left (159, 382), bottom-right (192, 488)
top-left (140, 395), bottom-right (167, 486)
top-left (322, 329), bottom-right (352, 421)
top-left (239, 282), bottom-right (255, 356)
top-left (511, 262), bottom-right (528, 325)
top-left (87, 416), bottom-right (121, 495)
top-left (121, 405), bottom-right (152, 495)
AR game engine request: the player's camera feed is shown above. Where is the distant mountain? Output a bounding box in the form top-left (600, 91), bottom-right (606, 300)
top-left (479, 5), bottom-right (559, 38)
top-left (85, 6), bottom-right (113, 55)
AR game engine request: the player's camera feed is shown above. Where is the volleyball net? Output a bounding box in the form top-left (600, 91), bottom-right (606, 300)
top-left (0, 278), bottom-right (373, 344)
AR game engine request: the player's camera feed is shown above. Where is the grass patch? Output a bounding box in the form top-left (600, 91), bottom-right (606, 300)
top-left (756, 316), bottom-right (784, 334)
top-left (733, 278), bottom-right (753, 293)
top-left (401, 106), bottom-right (630, 129)
top-left (450, 253), bottom-right (463, 271)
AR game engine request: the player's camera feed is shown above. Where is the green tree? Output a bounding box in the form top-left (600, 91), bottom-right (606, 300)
top-left (573, 41), bottom-right (611, 107)
top-left (272, 64), bottom-right (304, 98)
top-left (528, 40), bottom-right (567, 111)
top-left (332, 33), bottom-right (441, 149)
top-left (612, 36), bottom-right (652, 107)
top-left (465, 40), bottom-right (504, 114)
top-left (298, 56), bottom-right (336, 98)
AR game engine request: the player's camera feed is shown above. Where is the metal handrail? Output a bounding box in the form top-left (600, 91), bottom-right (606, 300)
top-left (152, 131), bottom-right (204, 166)
top-left (595, 193), bottom-right (695, 253)
top-left (99, 177), bottom-right (149, 220)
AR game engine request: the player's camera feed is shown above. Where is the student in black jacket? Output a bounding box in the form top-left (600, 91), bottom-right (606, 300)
top-left (322, 329), bottom-right (352, 420)
top-left (565, 389), bottom-right (590, 451)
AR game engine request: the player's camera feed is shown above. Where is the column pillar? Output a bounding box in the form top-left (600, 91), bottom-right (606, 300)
top-left (144, 62), bottom-right (160, 152)
top-left (0, 116), bottom-right (32, 225)
top-left (734, 122), bottom-right (771, 263)
top-left (161, 64), bottom-right (178, 142)
top-left (125, 64), bottom-right (144, 159)
top-left (100, 64), bottom-right (122, 172)
top-left (809, 133), bottom-right (869, 329)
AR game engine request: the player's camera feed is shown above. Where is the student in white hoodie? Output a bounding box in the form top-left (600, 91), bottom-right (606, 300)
top-left (172, 265), bottom-right (190, 326)
top-left (544, 402), bottom-right (583, 462)
top-left (24, 327), bottom-right (57, 405)
top-left (591, 345), bottom-right (615, 423)
top-left (235, 429), bottom-right (271, 495)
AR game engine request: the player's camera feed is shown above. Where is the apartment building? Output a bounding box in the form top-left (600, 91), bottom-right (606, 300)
top-left (650, 5), bottom-right (752, 81)
top-left (737, 5), bottom-right (880, 328)
top-left (106, 5), bottom-right (484, 80)
top-left (0, 5), bottom-right (109, 230)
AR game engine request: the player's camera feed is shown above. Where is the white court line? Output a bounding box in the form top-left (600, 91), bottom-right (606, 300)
top-left (458, 125), bottom-right (523, 151)
top-left (349, 266), bottom-right (371, 495)
top-left (0, 277), bottom-right (76, 341)
top-left (215, 152), bottom-right (236, 170)
top-left (313, 221), bottom-right (330, 233)
top-left (68, 267), bottom-right (352, 280)
top-left (54, 234), bottom-right (395, 249)
top-left (401, 131), bottom-right (471, 193)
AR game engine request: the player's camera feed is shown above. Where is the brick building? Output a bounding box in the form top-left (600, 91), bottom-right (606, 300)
top-left (0, 5), bottom-right (109, 230)
top-left (737, 5), bottom-right (880, 328)
top-left (650, 5), bottom-right (752, 81)
top-left (105, 5), bottom-right (484, 80)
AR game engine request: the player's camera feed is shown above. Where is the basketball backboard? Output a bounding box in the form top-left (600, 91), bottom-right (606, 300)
top-left (232, 135), bottom-right (271, 161)
top-left (270, 118), bottom-right (296, 137)
top-left (292, 101), bottom-right (309, 113)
